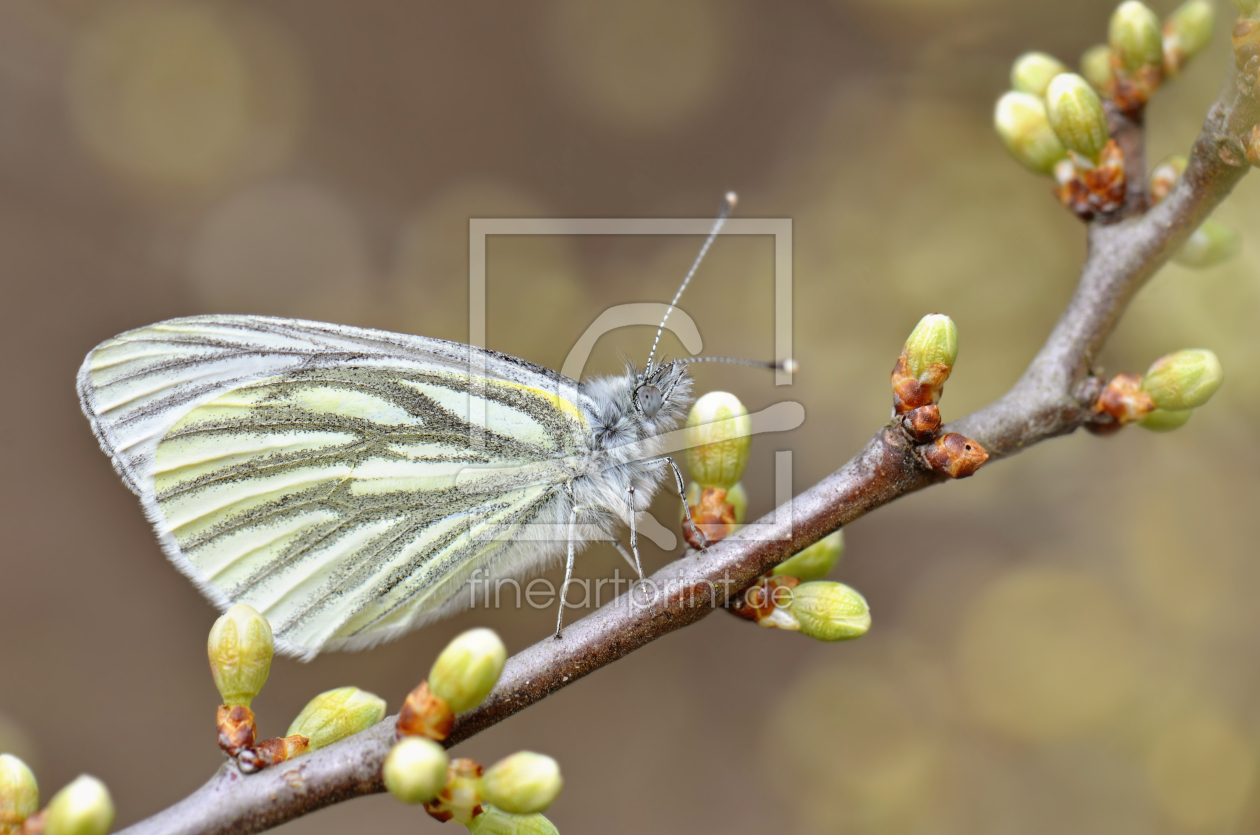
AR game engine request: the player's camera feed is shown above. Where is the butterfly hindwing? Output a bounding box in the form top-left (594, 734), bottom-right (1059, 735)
top-left (78, 316), bottom-right (591, 658)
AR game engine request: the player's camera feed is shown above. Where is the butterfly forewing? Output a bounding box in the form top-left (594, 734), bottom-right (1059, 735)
top-left (79, 316), bottom-right (591, 658)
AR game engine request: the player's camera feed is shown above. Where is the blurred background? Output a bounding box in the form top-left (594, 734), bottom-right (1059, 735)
top-left (1, 0), bottom-right (1259, 832)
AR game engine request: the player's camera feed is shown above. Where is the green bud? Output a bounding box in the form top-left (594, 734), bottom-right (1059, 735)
top-left (469, 805), bottom-right (560, 835)
top-left (993, 91), bottom-right (1068, 174)
top-left (1164, 0), bottom-right (1214, 70)
top-left (1234, 0), bottom-right (1260, 13)
top-left (684, 392), bottom-right (752, 490)
top-left (1174, 219), bottom-right (1239, 268)
top-left (1110, 1), bottom-right (1164, 74)
top-left (1080, 45), bottom-right (1115, 94)
top-left (1045, 73), bottom-right (1110, 162)
top-left (1010, 52), bottom-right (1069, 97)
top-left (1138, 408), bottom-right (1194, 432)
top-left (782, 582), bottom-right (871, 642)
top-left (1142, 349), bottom-right (1224, 411)
top-left (42, 776), bottom-right (113, 835)
top-left (684, 481), bottom-right (747, 524)
top-left (902, 313), bottom-right (958, 383)
top-left (479, 752), bottom-right (563, 816)
top-left (0, 754), bottom-right (38, 829)
top-left (430, 628), bottom-right (507, 713)
top-left (287, 687), bottom-right (386, 749)
top-left (383, 737), bottom-right (448, 805)
top-left (772, 530), bottom-right (844, 583)
top-left (207, 603), bottom-right (273, 708)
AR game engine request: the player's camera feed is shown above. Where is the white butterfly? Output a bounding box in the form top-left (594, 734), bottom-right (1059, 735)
top-left (78, 198), bottom-right (748, 660)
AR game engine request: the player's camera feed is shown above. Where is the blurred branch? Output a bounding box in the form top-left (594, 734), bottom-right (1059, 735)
top-left (115, 62), bottom-right (1260, 835)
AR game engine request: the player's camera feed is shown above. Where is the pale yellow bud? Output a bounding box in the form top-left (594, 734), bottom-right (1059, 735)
top-left (0, 754), bottom-right (37, 831)
top-left (287, 687), bottom-right (386, 749)
top-left (1010, 52), bottom-right (1069, 97)
top-left (383, 737), bottom-right (448, 805)
top-left (469, 806), bottom-right (560, 835)
top-left (429, 628), bottom-right (507, 713)
top-left (42, 776), bottom-right (113, 835)
top-left (1138, 408), bottom-right (1194, 432)
top-left (772, 530), bottom-right (844, 583)
top-left (994, 91), bottom-right (1067, 174)
top-left (479, 752), bottom-right (563, 816)
top-left (207, 603), bottom-right (273, 708)
top-left (782, 582), bottom-right (871, 642)
top-left (1111, 1), bottom-right (1164, 74)
top-left (684, 392), bottom-right (752, 490)
top-left (1045, 73), bottom-right (1110, 162)
top-left (1080, 45), bottom-right (1115, 95)
top-left (1142, 349), bottom-right (1224, 411)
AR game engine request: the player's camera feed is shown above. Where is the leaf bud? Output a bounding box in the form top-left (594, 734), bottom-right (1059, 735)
top-left (1142, 349), bottom-right (1224, 411)
top-left (1138, 408), bottom-right (1194, 432)
top-left (1045, 73), bottom-right (1110, 162)
top-left (1010, 51), bottom-right (1069, 96)
top-left (1174, 219), bottom-right (1239, 268)
top-left (469, 806), bottom-right (560, 835)
top-left (922, 433), bottom-right (989, 478)
top-left (1235, 0), bottom-right (1260, 13)
top-left (1111, 1), bottom-right (1165, 75)
top-left (42, 776), bottom-right (113, 835)
top-left (207, 603), bottom-right (273, 708)
top-left (772, 530), bottom-right (844, 583)
top-left (286, 687), bottom-right (387, 750)
top-left (479, 752), bottom-right (563, 816)
top-left (1080, 45), bottom-right (1116, 96)
top-left (430, 628), bottom-right (507, 713)
top-left (1163, 0), bottom-right (1215, 76)
top-left (0, 754), bottom-right (37, 832)
top-left (1149, 154), bottom-right (1187, 203)
top-left (684, 392), bottom-right (752, 490)
top-left (781, 582), bottom-right (871, 642)
top-left (384, 737), bottom-right (449, 805)
top-left (994, 92), bottom-right (1068, 174)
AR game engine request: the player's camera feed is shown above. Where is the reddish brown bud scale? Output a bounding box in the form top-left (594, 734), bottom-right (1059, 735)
top-left (397, 681), bottom-right (455, 742)
top-left (238, 735), bottom-right (310, 773)
top-left (728, 574), bottom-right (799, 623)
top-left (922, 433), bottom-right (989, 479)
top-left (1246, 125), bottom-right (1260, 167)
top-left (684, 487), bottom-right (738, 548)
top-left (424, 758), bottom-right (483, 824)
top-left (18, 810), bottom-right (44, 835)
top-left (216, 705), bottom-right (257, 758)
top-left (903, 404), bottom-right (942, 443)
top-left (1093, 372), bottom-right (1156, 426)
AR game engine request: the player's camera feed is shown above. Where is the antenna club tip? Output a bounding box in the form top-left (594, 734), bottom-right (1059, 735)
top-left (780, 357), bottom-right (799, 374)
top-left (724, 191), bottom-right (739, 208)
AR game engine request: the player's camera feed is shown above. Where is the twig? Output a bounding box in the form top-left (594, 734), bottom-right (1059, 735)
top-left (114, 63), bottom-right (1259, 835)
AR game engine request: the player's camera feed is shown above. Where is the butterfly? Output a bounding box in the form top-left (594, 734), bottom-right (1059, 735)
top-left (77, 194), bottom-right (770, 660)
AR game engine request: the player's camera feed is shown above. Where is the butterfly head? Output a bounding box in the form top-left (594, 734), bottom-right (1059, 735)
top-left (632, 360), bottom-right (690, 422)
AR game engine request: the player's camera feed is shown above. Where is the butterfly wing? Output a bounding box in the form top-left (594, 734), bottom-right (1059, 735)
top-left (79, 315), bottom-right (590, 658)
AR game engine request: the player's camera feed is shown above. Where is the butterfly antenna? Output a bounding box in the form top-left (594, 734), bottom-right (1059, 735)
top-left (676, 356), bottom-right (799, 374)
top-left (644, 191), bottom-right (737, 376)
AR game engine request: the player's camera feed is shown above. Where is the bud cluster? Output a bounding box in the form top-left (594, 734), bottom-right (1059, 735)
top-left (384, 746), bottom-right (563, 831)
top-left (1, 756), bottom-right (114, 835)
top-left (206, 603), bottom-right (386, 772)
top-left (1090, 349), bottom-right (1224, 433)
top-left (890, 314), bottom-right (989, 479)
top-left (995, 1), bottom-right (1216, 218)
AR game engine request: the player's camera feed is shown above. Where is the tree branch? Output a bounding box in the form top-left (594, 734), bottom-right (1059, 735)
top-left (114, 63), bottom-right (1259, 835)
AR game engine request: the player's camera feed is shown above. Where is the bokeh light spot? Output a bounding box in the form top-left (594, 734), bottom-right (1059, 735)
top-left (956, 567), bottom-right (1139, 742)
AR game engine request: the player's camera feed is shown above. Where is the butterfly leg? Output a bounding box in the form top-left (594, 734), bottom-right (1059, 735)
top-left (555, 501), bottom-right (581, 639)
top-left (642, 456), bottom-right (711, 552)
top-left (623, 488), bottom-right (656, 615)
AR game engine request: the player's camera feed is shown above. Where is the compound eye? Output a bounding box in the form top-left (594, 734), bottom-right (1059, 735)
top-left (637, 384), bottom-right (664, 417)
